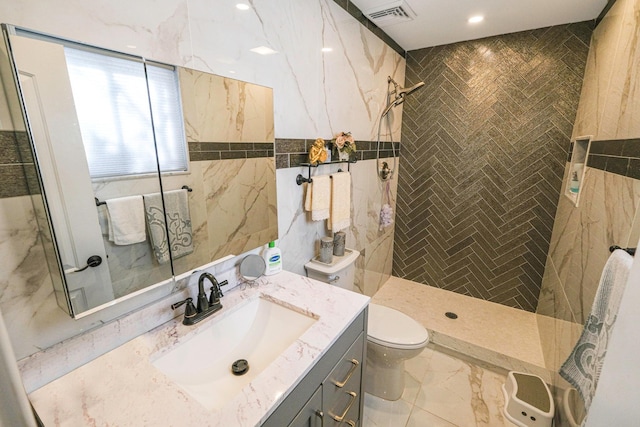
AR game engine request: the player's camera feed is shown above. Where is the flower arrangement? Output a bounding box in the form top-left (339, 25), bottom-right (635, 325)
top-left (333, 131), bottom-right (356, 161)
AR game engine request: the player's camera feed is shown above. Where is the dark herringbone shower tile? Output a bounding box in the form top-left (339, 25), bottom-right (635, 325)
top-left (394, 22), bottom-right (593, 312)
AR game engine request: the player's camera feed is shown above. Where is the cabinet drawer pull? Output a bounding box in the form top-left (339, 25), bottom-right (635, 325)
top-left (332, 391), bottom-right (358, 422)
top-left (346, 421), bottom-right (356, 427)
top-left (333, 359), bottom-right (359, 388)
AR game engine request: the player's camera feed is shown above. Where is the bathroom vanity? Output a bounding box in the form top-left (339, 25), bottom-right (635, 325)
top-left (27, 271), bottom-right (369, 427)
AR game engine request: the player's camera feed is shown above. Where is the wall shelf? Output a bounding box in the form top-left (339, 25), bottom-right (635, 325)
top-left (565, 136), bottom-right (591, 207)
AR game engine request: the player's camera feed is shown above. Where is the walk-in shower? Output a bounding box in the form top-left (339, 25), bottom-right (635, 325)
top-left (376, 76), bottom-right (425, 181)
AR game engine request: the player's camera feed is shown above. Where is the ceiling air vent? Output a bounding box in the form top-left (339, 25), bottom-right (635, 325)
top-left (364, 1), bottom-right (416, 27)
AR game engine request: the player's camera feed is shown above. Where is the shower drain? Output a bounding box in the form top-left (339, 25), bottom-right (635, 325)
top-left (445, 312), bottom-right (458, 320)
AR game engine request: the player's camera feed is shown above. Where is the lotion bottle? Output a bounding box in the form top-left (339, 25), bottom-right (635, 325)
top-left (263, 241), bottom-right (282, 275)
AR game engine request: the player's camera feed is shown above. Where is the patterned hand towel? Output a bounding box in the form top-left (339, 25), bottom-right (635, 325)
top-left (105, 195), bottom-right (146, 245)
top-left (559, 249), bottom-right (633, 410)
top-left (143, 189), bottom-right (194, 264)
top-left (329, 171), bottom-right (351, 232)
top-left (304, 175), bottom-right (330, 221)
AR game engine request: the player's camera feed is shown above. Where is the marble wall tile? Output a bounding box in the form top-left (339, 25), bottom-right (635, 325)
top-left (363, 230), bottom-right (395, 296)
top-left (186, 0), bottom-right (405, 141)
top-left (276, 158), bottom-right (398, 297)
top-left (0, 196), bottom-right (108, 358)
top-left (536, 256), bottom-right (561, 319)
top-left (275, 166), bottom-right (330, 277)
top-left (0, 0), bottom-right (193, 68)
top-left (600, 0), bottom-right (640, 139)
top-left (562, 168), bottom-right (640, 323)
top-left (571, 0), bottom-right (627, 140)
top-left (179, 68), bottom-right (274, 143)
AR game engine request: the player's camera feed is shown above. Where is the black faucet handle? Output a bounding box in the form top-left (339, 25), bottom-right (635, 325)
top-left (170, 297), bottom-right (197, 320)
top-left (218, 280), bottom-right (228, 297)
top-left (170, 297), bottom-right (192, 310)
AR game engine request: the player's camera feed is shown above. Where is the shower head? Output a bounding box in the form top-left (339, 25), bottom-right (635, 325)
top-left (397, 81), bottom-right (425, 97)
top-left (381, 77), bottom-right (425, 117)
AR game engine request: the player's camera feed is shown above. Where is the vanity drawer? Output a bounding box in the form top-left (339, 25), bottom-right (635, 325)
top-left (323, 332), bottom-right (364, 427)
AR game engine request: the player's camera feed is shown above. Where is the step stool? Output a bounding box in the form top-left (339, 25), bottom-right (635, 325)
top-left (502, 371), bottom-right (554, 427)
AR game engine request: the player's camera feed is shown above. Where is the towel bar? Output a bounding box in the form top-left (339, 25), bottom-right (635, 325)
top-left (95, 185), bottom-right (193, 206)
top-left (609, 245), bottom-right (636, 256)
top-left (295, 160), bottom-right (354, 185)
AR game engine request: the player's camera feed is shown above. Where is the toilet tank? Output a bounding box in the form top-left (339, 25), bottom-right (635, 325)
top-left (304, 249), bottom-right (360, 291)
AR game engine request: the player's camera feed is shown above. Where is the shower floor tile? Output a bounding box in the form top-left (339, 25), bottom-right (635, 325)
top-left (371, 276), bottom-right (546, 371)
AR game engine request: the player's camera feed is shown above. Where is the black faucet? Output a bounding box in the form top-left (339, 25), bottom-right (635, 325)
top-left (171, 272), bottom-right (228, 325)
top-left (199, 272), bottom-right (226, 309)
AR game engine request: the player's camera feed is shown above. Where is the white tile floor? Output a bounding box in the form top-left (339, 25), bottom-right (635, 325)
top-left (363, 345), bottom-right (514, 427)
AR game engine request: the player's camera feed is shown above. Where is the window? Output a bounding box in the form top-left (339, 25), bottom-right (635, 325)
top-left (64, 47), bottom-right (188, 178)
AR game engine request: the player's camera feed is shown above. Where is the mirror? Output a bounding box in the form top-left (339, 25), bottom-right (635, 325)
top-left (165, 67), bottom-right (277, 277)
top-left (239, 254), bottom-right (266, 282)
top-left (3, 25), bottom-right (277, 317)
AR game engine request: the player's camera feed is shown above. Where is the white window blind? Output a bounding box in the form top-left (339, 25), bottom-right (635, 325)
top-left (146, 64), bottom-right (188, 173)
top-left (64, 47), bottom-right (188, 178)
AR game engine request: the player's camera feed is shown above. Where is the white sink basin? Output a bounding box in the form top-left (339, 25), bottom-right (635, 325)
top-left (152, 296), bottom-right (317, 411)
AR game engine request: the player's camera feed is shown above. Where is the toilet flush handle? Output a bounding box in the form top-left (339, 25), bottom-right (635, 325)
top-left (329, 275), bottom-right (340, 284)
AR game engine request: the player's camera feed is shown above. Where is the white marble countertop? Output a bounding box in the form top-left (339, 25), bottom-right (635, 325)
top-left (28, 271), bottom-right (369, 426)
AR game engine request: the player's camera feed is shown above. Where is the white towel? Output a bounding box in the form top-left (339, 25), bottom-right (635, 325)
top-left (105, 196), bottom-right (146, 245)
top-left (305, 175), bottom-right (331, 221)
top-left (559, 249), bottom-right (633, 411)
top-left (329, 171), bottom-right (351, 231)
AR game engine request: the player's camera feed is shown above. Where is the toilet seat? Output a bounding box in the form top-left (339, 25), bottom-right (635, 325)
top-left (367, 304), bottom-right (429, 350)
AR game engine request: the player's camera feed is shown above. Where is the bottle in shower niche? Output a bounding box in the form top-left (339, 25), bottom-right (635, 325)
top-left (263, 241), bottom-right (282, 275)
top-left (570, 171), bottom-right (580, 194)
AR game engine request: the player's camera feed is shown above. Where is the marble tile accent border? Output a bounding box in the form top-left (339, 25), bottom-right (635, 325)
top-left (275, 138), bottom-right (400, 169)
top-left (0, 130), bottom-right (37, 199)
top-left (188, 141), bottom-right (274, 161)
top-left (586, 138), bottom-right (640, 179)
top-left (332, 0), bottom-right (405, 56)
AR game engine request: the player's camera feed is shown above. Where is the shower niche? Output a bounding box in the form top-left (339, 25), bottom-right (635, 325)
top-left (565, 136), bottom-right (591, 207)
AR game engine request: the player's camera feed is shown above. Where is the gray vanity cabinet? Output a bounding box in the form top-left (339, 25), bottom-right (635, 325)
top-left (323, 333), bottom-right (364, 426)
top-left (262, 308), bottom-right (367, 427)
top-left (287, 387), bottom-right (323, 427)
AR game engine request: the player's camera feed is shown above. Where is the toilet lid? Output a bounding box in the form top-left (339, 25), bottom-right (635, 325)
top-left (367, 304), bottom-right (429, 349)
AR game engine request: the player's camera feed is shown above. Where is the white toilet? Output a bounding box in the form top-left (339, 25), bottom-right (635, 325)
top-left (305, 248), bottom-right (429, 401)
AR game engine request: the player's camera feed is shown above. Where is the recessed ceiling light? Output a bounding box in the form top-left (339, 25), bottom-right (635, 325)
top-left (229, 70), bottom-right (236, 74)
top-left (321, 47), bottom-right (333, 52)
top-left (468, 15), bottom-right (484, 24)
top-left (250, 46), bottom-right (278, 55)
top-left (236, 3), bottom-right (250, 10)
top-left (126, 45), bottom-right (137, 49)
